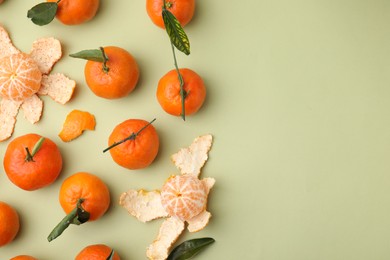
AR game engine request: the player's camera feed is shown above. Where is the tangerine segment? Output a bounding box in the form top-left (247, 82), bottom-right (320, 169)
top-left (0, 53), bottom-right (42, 101)
top-left (59, 109), bottom-right (96, 142)
top-left (161, 175), bottom-right (207, 221)
top-left (146, 0), bottom-right (195, 28)
top-left (59, 172), bottom-right (110, 221)
top-left (75, 244), bottom-right (120, 260)
top-left (157, 68), bottom-right (206, 116)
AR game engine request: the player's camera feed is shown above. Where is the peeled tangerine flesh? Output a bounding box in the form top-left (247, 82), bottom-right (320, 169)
top-left (171, 134), bottom-right (213, 178)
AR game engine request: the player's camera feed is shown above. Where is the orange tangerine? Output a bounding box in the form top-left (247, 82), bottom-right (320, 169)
top-left (0, 53), bottom-right (42, 102)
top-left (10, 256), bottom-right (38, 260)
top-left (160, 175), bottom-right (207, 221)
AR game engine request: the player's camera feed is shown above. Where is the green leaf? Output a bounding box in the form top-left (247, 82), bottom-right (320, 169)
top-left (27, 2), bottom-right (58, 26)
top-left (162, 9), bottom-right (190, 55)
top-left (167, 237), bottom-right (215, 260)
top-left (69, 49), bottom-right (105, 62)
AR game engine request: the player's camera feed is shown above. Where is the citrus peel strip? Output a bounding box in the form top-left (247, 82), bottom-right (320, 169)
top-left (38, 73), bottom-right (76, 104)
top-left (0, 98), bottom-right (21, 141)
top-left (119, 189), bottom-right (168, 222)
top-left (58, 110), bottom-right (96, 142)
top-left (29, 37), bottom-right (62, 74)
top-left (171, 134), bottom-right (213, 177)
top-left (21, 94), bottom-right (43, 124)
top-left (0, 25), bottom-right (20, 59)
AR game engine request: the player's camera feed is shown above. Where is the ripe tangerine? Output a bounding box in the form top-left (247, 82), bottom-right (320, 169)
top-left (75, 244), bottom-right (120, 260)
top-left (0, 201), bottom-right (20, 247)
top-left (47, 0), bottom-right (100, 25)
top-left (84, 46), bottom-right (139, 99)
top-left (3, 133), bottom-right (63, 191)
top-left (146, 0), bottom-right (195, 28)
top-left (157, 68), bottom-right (206, 117)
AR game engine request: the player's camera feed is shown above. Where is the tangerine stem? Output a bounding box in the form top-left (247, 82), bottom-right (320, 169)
top-left (103, 118), bottom-right (157, 153)
top-left (25, 137), bottom-right (45, 162)
top-left (47, 199), bottom-right (88, 242)
top-left (100, 47), bottom-right (110, 74)
top-left (171, 43), bottom-right (186, 121)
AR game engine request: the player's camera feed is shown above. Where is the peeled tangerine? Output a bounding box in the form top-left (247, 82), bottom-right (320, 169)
top-left (119, 134), bottom-right (215, 260)
top-left (0, 25), bottom-right (76, 141)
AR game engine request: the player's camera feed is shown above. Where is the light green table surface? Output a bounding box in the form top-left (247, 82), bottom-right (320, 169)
top-left (1, 0), bottom-right (390, 259)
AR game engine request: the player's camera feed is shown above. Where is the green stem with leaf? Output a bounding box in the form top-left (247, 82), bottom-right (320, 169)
top-left (25, 137), bottom-right (45, 162)
top-left (47, 199), bottom-right (90, 242)
top-left (162, 0), bottom-right (191, 121)
top-left (70, 47), bottom-right (110, 73)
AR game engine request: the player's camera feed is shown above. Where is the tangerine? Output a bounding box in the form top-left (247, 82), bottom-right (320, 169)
top-left (10, 256), bottom-right (38, 260)
top-left (146, 0), bottom-right (195, 28)
top-left (156, 68), bottom-right (206, 117)
top-left (59, 172), bottom-right (110, 221)
top-left (160, 175), bottom-right (207, 221)
top-left (3, 133), bottom-right (63, 191)
top-left (106, 119), bottom-right (159, 170)
top-left (84, 46), bottom-right (139, 99)
top-left (75, 244), bottom-right (120, 260)
top-left (0, 53), bottom-right (42, 102)
top-left (0, 201), bottom-right (20, 247)
top-left (47, 0), bottom-right (100, 25)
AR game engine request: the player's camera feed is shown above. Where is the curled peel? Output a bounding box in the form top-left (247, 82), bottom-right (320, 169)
top-left (58, 109), bottom-right (95, 142)
top-left (119, 189), bottom-right (168, 222)
top-left (171, 134), bottom-right (213, 177)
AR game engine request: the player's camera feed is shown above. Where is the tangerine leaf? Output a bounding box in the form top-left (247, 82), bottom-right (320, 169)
top-left (69, 49), bottom-right (105, 62)
top-left (27, 2), bottom-right (58, 26)
top-left (162, 9), bottom-right (190, 55)
top-left (106, 250), bottom-right (115, 260)
top-left (167, 237), bottom-right (215, 260)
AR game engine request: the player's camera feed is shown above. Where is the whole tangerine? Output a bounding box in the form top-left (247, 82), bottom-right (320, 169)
top-left (0, 201), bottom-right (20, 247)
top-left (84, 46), bottom-right (139, 99)
top-left (75, 244), bottom-right (120, 260)
top-left (3, 133), bottom-right (63, 191)
top-left (157, 68), bottom-right (206, 118)
top-left (146, 0), bottom-right (195, 28)
top-left (47, 0), bottom-right (100, 25)
top-left (106, 119), bottom-right (159, 170)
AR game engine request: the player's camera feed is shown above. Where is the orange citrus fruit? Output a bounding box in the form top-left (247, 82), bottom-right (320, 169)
top-left (3, 133), bottom-right (63, 191)
top-left (146, 0), bottom-right (195, 28)
top-left (160, 175), bottom-right (207, 220)
top-left (157, 68), bottom-right (206, 117)
top-left (47, 0), bottom-right (100, 25)
top-left (0, 201), bottom-right (20, 247)
top-left (58, 110), bottom-right (96, 142)
top-left (59, 172), bottom-right (110, 221)
top-left (10, 256), bottom-right (38, 260)
top-left (84, 46), bottom-right (139, 99)
top-left (107, 119), bottom-right (159, 170)
top-left (0, 53), bottom-right (42, 102)
top-left (75, 244), bottom-right (120, 260)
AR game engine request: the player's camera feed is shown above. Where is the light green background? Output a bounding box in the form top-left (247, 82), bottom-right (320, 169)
top-left (0, 0), bottom-right (390, 259)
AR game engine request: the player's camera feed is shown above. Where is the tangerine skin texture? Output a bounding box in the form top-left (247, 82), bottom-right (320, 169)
top-left (47, 0), bottom-right (100, 25)
top-left (108, 119), bottom-right (159, 170)
top-left (3, 134), bottom-right (63, 191)
top-left (84, 46), bottom-right (139, 99)
top-left (59, 172), bottom-right (110, 221)
top-left (146, 0), bottom-right (195, 28)
top-left (0, 201), bottom-right (20, 247)
top-left (75, 244), bottom-right (121, 260)
top-left (157, 68), bottom-right (206, 116)
top-left (10, 256), bottom-right (38, 260)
